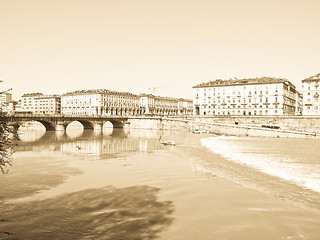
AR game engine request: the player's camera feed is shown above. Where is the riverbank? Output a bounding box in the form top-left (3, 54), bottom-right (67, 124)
top-left (1, 129), bottom-right (320, 239)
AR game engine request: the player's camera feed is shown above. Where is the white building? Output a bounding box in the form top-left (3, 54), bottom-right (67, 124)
top-left (1, 100), bottom-right (17, 114)
top-left (193, 77), bottom-right (298, 116)
top-left (295, 92), bottom-right (303, 115)
top-left (139, 94), bottom-right (193, 116)
top-left (0, 91), bottom-right (12, 110)
top-left (178, 98), bottom-right (193, 115)
top-left (34, 95), bottom-right (61, 114)
top-left (61, 89), bottom-right (193, 116)
top-left (20, 93), bottom-right (43, 113)
top-left (302, 73), bottom-right (320, 115)
top-left (61, 89), bottom-right (140, 116)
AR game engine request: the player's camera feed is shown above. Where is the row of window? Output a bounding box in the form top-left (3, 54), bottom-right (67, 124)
top-left (202, 104), bottom-right (279, 109)
top-left (202, 109), bottom-right (279, 116)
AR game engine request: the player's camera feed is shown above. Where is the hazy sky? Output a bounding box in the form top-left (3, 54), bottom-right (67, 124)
top-left (1, 0), bottom-right (319, 99)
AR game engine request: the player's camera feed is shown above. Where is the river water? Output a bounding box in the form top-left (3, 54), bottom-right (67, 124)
top-left (1, 123), bottom-right (320, 239)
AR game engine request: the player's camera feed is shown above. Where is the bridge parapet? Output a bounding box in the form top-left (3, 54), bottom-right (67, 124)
top-left (8, 114), bottom-right (130, 132)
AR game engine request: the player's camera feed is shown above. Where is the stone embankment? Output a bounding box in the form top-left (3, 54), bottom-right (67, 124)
top-left (128, 116), bottom-right (320, 139)
top-left (180, 116), bottom-right (320, 139)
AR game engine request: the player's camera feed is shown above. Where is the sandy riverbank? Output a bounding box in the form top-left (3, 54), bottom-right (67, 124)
top-left (1, 130), bottom-right (320, 239)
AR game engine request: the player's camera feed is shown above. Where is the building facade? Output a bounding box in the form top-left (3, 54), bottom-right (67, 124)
top-left (61, 89), bottom-right (141, 116)
top-left (295, 92), bottom-right (303, 115)
top-left (61, 89), bottom-right (193, 116)
top-left (1, 100), bottom-right (17, 114)
top-left (34, 95), bottom-right (61, 114)
top-left (0, 91), bottom-right (12, 107)
top-left (193, 77), bottom-right (298, 116)
top-left (0, 91), bottom-right (13, 113)
top-left (139, 94), bottom-right (193, 116)
top-left (302, 73), bottom-right (320, 115)
top-left (20, 93), bottom-right (43, 113)
top-left (178, 98), bottom-right (193, 115)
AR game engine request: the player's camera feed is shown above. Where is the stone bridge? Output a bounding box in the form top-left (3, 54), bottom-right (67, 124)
top-left (6, 114), bottom-right (131, 131)
top-left (5, 114), bottom-right (320, 139)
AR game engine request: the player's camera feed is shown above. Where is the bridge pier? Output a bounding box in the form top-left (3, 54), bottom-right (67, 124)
top-left (55, 122), bottom-right (69, 131)
top-left (94, 122), bottom-right (104, 131)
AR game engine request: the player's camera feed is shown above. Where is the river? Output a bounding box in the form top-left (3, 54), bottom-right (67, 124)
top-left (1, 123), bottom-right (320, 240)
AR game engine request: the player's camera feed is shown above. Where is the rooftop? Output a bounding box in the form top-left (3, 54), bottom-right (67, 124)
top-left (63, 89), bottom-right (192, 101)
top-left (63, 89), bottom-right (136, 96)
top-left (35, 94), bottom-right (61, 99)
top-left (22, 93), bottom-right (43, 97)
top-left (302, 73), bottom-right (320, 82)
top-left (193, 77), bottom-right (293, 88)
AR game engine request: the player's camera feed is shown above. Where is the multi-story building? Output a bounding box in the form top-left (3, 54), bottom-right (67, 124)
top-left (295, 92), bottom-right (303, 115)
top-left (20, 93), bottom-right (43, 113)
top-left (0, 91), bottom-right (12, 110)
top-left (154, 96), bottom-right (179, 115)
top-left (61, 89), bottom-right (193, 116)
top-left (34, 95), bottom-right (61, 114)
top-left (302, 73), bottom-right (320, 115)
top-left (139, 94), bottom-right (155, 115)
top-left (193, 77), bottom-right (298, 116)
top-left (1, 100), bottom-right (17, 114)
top-left (139, 94), bottom-right (193, 116)
top-left (178, 98), bottom-right (193, 115)
top-left (61, 89), bottom-right (140, 116)
top-left (15, 100), bottom-right (22, 112)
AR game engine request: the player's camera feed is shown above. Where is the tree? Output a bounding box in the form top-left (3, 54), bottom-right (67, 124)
top-left (0, 83), bottom-right (19, 173)
top-left (0, 111), bottom-right (15, 173)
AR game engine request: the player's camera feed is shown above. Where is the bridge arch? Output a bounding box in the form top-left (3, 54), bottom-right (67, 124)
top-left (74, 120), bottom-right (94, 130)
top-left (104, 120), bottom-right (124, 129)
top-left (19, 120), bottom-right (55, 131)
top-left (37, 120), bottom-right (56, 131)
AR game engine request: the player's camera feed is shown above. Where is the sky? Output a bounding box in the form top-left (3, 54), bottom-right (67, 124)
top-left (1, 0), bottom-right (320, 100)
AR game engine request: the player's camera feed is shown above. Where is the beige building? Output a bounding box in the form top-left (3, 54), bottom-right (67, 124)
top-left (0, 91), bottom-right (12, 105)
top-left (0, 91), bottom-right (12, 112)
top-left (61, 89), bottom-right (140, 116)
top-left (34, 95), bottom-right (61, 114)
top-left (295, 92), bottom-right (303, 115)
top-left (21, 93), bottom-right (43, 113)
top-left (20, 93), bottom-right (61, 114)
top-left (178, 98), bottom-right (194, 115)
top-left (193, 77), bottom-right (298, 116)
top-left (61, 89), bottom-right (193, 116)
top-left (1, 100), bottom-right (18, 114)
top-left (139, 94), bottom-right (193, 116)
top-left (302, 73), bottom-right (320, 115)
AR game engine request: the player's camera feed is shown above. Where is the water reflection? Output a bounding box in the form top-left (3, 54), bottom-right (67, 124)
top-left (17, 127), bottom-right (163, 159)
top-left (1, 186), bottom-right (174, 240)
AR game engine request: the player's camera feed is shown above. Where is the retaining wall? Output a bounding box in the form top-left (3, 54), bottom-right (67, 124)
top-left (128, 116), bottom-right (320, 139)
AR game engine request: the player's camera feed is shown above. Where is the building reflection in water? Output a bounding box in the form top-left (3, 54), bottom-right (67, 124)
top-left (17, 125), bottom-right (163, 159)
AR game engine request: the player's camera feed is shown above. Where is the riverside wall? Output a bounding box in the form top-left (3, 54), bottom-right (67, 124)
top-left (186, 115), bottom-right (320, 133)
top-left (128, 116), bottom-right (320, 139)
